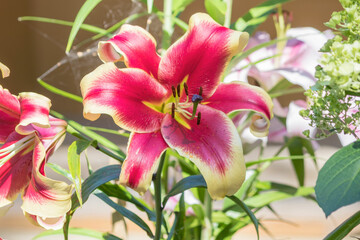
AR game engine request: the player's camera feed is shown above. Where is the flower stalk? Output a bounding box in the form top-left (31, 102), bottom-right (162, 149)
top-left (154, 151), bottom-right (167, 240)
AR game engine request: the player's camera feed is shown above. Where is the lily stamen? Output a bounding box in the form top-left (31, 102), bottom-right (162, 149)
top-left (197, 112), bottom-right (201, 125)
top-left (171, 103), bottom-right (175, 118)
top-left (176, 84), bottom-right (181, 98)
top-left (171, 86), bottom-right (176, 98)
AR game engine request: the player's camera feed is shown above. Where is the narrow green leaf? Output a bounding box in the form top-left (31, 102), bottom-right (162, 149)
top-left (162, 175), bottom-right (207, 207)
top-left (71, 164), bottom-right (121, 212)
top-left (227, 195), bottom-right (259, 240)
top-left (324, 210), bottom-right (360, 240)
top-left (315, 140), bottom-right (360, 217)
top-left (99, 183), bottom-right (155, 221)
top-left (46, 163), bottom-right (73, 181)
top-left (32, 228), bottom-right (122, 240)
top-left (66, 0), bottom-right (102, 53)
top-left (37, 78), bottom-right (83, 103)
top-left (50, 110), bottom-right (126, 161)
top-left (173, 193), bottom-right (186, 240)
top-left (19, 16), bottom-right (107, 35)
top-left (95, 192), bottom-right (154, 238)
top-left (244, 187), bottom-right (314, 208)
top-left (234, 0), bottom-right (293, 33)
top-left (287, 137), bottom-right (305, 186)
top-left (68, 139), bottom-right (92, 206)
top-left (223, 170), bottom-right (257, 210)
top-left (204, 0), bottom-right (226, 25)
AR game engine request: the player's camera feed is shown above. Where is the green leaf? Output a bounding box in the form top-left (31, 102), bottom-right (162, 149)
top-left (172, 0), bottom-right (195, 13)
top-left (227, 195), bottom-right (259, 240)
top-left (66, 0), bottom-right (102, 53)
top-left (71, 164), bottom-right (121, 212)
top-left (162, 175), bottom-right (207, 207)
top-left (287, 137), bottom-right (305, 186)
top-left (99, 183), bottom-right (155, 221)
top-left (234, 0), bottom-right (293, 33)
top-left (32, 228), bottom-right (122, 240)
top-left (324, 210), bottom-right (360, 240)
top-left (50, 110), bottom-right (126, 162)
top-left (95, 192), bottom-right (154, 238)
top-left (204, 0), bottom-right (226, 25)
top-left (68, 139), bottom-right (92, 206)
top-left (18, 16), bottom-right (107, 35)
top-left (173, 193), bottom-right (186, 240)
top-left (223, 170), bottom-right (258, 210)
top-left (315, 140), bottom-right (360, 217)
top-left (245, 186), bottom-right (314, 208)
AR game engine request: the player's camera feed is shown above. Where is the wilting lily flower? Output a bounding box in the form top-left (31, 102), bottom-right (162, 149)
top-left (0, 84), bottom-right (73, 230)
top-left (81, 13), bottom-right (273, 199)
top-left (225, 27), bottom-right (332, 91)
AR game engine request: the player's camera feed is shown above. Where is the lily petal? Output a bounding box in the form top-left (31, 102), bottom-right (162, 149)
top-left (0, 132), bottom-right (33, 208)
top-left (98, 24), bottom-right (161, 78)
top-left (119, 131), bottom-right (168, 195)
top-left (21, 137), bottom-right (73, 219)
top-left (81, 63), bottom-right (169, 133)
top-left (0, 86), bottom-right (20, 143)
top-left (158, 13), bottom-right (249, 99)
top-left (206, 82), bottom-right (273, 137)
top-left (16, 92), bottom-right (52, 135)
top-left (161, 105), bottom-right (245, 200)
top-left (0, 62), bottom-right (10, 78)
top-left (286, 100), bottom-right (315, 138)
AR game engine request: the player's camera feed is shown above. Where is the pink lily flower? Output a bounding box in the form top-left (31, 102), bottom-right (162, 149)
top-left (0, 83), bottom-right (73, 230)
top-left (80, 13), bottom-right (273, 200)
top-left (163, 190), bottom-right (200, 216)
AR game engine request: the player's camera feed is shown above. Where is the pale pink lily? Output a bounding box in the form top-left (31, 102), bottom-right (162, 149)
top-left (225, 27), bottom-right (332, 92)
top-left (0, 83), bottom-right (73, 230)
top-left (163, 190), bottom-right (200, 216)
top-left (268, 100), bottom-right (317, 142)
top-left (80, 13), bottom-right (273, 200)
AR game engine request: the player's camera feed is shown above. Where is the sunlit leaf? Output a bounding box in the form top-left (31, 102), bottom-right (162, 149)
top-left (234, 0), bottom-right (293, 33)
top-left (66, 0), bottom-right (102, 53)
top-left (204, 0), bottom-right (226, 25)
top-left (68, 139), bottom-right (92, 206)
top-left (18, 16), bottom-right (107, 35)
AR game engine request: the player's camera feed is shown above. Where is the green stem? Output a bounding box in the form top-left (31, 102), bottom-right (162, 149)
top-left (224, 0), bottom-right (233, 28)
top-left (154, 151), bottom-right (167, 240)
top-left (162, 0), bottom-right (173, 53)
top-left (269, 87), bottom-right (304, 98)
top-left (202, 192), bottom-right (213, 240)
top-left (37, 78), bottom-right (83, 103)
top-left (50, 110), bottom-right (126, 162)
